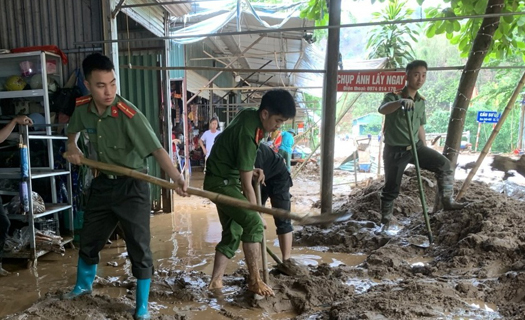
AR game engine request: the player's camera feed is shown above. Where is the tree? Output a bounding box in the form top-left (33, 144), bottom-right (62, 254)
top-left (423, 0), bottom-right (525, 168)
top-left (366, 0), bottom-right (419, 68)
top-left (302, 0), bottom-right (525, 169)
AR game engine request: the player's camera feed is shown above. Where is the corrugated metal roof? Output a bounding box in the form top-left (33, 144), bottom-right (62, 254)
top-left (0, 0), bottom-right (103, 79)
top-left (173, 7), bottom-right (315, 95)
top-left (118, 0), bottom-right (191, 37)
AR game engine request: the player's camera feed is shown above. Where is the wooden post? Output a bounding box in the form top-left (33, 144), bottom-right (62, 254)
top-left (456, 72), bottom-right (525, 200)
top-left (319, 0), bottom-right (342, 215)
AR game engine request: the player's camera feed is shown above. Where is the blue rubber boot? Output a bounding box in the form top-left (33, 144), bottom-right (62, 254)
top-left (61, 258), bottom-right (97, 300)
top-left (134, 279), bottom-right (151, 320)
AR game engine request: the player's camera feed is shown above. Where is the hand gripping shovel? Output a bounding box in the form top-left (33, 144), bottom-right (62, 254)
top-left (403, 102), bottom-right (433, 244)
top-left (64, 154), bottom-right (351, 226)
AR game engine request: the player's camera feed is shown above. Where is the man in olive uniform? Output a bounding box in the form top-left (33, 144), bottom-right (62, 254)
top-left (204, 89), bottom-right (296, 297)
top-left (255, 143), bottom-right (293, 262)
top-left (63, 53), bottom-right (188, 320)
top-left (378, 60), bottom-right (466, 230)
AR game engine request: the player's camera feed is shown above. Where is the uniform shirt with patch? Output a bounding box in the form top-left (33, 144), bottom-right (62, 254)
top-left (206, 108), bottom-right (264, 179)
top-left (380, 87), bottom-right (426, 147)
top-left (67, 94), bottom-right (162, 174)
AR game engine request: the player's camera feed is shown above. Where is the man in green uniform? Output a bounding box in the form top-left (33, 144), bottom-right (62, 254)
top-left (63, 53), bottom-right (187, 320)
top-left (378, 60), bottom-right (466, 230)
top-left (204, 89), bottom-right (296, 297)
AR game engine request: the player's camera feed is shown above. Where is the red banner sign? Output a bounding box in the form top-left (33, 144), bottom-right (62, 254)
top-left (337, 71), bottom-right (406, 92)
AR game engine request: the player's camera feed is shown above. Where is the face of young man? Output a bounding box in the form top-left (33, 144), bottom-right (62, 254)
top-left (84, 70), bottom-right (118, 107)
top-left (406, 66), bottom-right (427, 91)
top-left (260, 109), bottom-right (288, 133)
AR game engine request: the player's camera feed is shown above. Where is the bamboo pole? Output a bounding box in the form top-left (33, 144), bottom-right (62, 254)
top-left (455, 72), bottom-right (525, 200)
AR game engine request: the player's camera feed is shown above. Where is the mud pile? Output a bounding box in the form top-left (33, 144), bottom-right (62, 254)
top-left (294, 161), bottom-right (320, 179)
top-left (293, 174), bottom-right (525, 319)
top-left (5, 172), bottom-right (525, 320)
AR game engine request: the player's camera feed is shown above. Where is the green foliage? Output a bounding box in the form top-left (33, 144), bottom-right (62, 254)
top-left (425, 0), bottom-right (525, 62)
top-left (299, 0), bottom-right (329, 41)
top-left (366, 0), bottom-right (420, 68)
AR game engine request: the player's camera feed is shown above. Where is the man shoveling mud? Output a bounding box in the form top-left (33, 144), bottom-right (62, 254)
top-left (204, 89), bottom-right (296, 296)
top-left (63, 53), bottom-right (188, 320)
top-left (378, 60), bottom-right (466, 231)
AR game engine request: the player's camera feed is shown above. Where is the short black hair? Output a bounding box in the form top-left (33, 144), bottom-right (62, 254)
top-left (259, 89), bottom-right (296, 119)
top-left (82, 53), bottom-right (115, 80)
top-left (406, 60), bottom-right (427, 73)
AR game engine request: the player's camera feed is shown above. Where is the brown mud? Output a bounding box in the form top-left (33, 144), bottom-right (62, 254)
top-left (491, 155), bottom-right (525, 179)
top-left (2, 168), bottom-right (525, 319)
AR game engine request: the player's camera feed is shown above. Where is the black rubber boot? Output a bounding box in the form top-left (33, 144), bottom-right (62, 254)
top-left (380, 200), bottom-right (394, 227)
top-left (437, 173), bottom-right (467, 210)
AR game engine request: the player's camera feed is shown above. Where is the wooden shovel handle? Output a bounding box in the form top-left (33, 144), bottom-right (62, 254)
top-left (66, 154), bottom-right (306, 222)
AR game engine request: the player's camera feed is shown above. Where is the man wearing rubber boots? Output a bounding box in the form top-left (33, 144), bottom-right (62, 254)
top-left (63, 53), bottom-right (188, 320)
top-left (378, 60), bottom-right (466, 231)
top-left (204, 89), bottom-right (296, 297)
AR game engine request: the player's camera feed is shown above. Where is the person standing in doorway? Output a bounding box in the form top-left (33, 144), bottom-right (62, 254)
top-left (0, 115), bottom-right (33, 276)
top-left (199, 117), bottom-right (221, 163)
top-left (63, 53), bottom-right (188, 320)
top-left (378, 60), bottom-right (466, 231)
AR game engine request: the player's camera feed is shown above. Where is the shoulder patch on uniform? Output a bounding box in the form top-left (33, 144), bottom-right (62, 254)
top-left (419, 94), bottom-right (426, 101)
top-left (111, 106), bottom-right (119, 118)
top-left (116, 101), bottom-right (137, 119)
top-left (76, 96), bottom-right (92, 107)
top-left (255, 128), bottom-right (265, 144)
top-left (392, 90), bottom-right (403, 95)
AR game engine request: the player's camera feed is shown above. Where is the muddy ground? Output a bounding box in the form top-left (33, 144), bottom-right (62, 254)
top-left (2, 158), bottom-right (525, 319)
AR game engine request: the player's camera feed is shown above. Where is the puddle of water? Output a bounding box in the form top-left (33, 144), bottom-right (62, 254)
top-left (344, 278), bottom-right (382, 294)
top-left (447, 299), bottom-right (502, 320)
top-left (0, 172), bottom-right (364, 319)
top-left (406, 256), bottom-right (434, 267)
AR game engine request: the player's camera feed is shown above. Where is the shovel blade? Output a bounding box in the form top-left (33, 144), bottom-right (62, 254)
top-left (296, 212), bottom-right (352, 225)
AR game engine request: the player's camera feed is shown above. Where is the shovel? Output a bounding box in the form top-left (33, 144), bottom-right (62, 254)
top-left (403, 103), bottom-right (433, 244)
top-left (254, 182), bottom-right (270, 283)
top-left (254, 182), bottom-right (310, 277)
top-left (65, 154), bottom-right (351, 226)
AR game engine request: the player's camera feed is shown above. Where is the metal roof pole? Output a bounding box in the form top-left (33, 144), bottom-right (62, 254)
top-left (320, 0), bottom-right (341, 215)
top-left (102, 0), bottom-right (120, 93)
top-left (186, 36), bottom-right (263, 105)
top-left (76, 11), bottom-right (525, 45)
top-left (162, 11), bottom-right (173, 212)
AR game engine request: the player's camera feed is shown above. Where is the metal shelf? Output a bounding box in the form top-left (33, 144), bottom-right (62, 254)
top-left (7, 204), bottom-right (72, 221)
top-left (0, 51), bottom-right (72, 266)
top-left (0, 169), bottom-right (70, 180)
top-left (28, 135), bottom-right (68, 140)
top-left (35, 204), bottom-right (72, 219)
top-left (0, 89), bottom-right (45, 99)
top-left (32, 170), bottom-right (70, 179)
top-left (3, 236), bottom-right (73, 259)
top-left (0, 190), bottom-right (18, 196)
